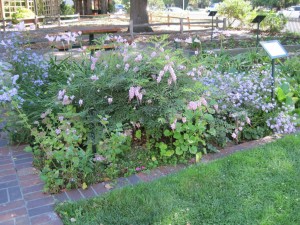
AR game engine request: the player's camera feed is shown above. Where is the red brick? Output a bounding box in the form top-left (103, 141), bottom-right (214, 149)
top-left (0, 189), bottom-right (8, 204)
top-left (15, 162), bottom-right (32, 171)
top-left (0, 147), bottom-right (10, 157)
top-left (0, 170), bottom-right (16, 177)
top-left (79, 187), bottom-right (97, 199)
top-left (14, 157), bottom-right (33, 165)
top-left (19, 173), bottom-right (40, 181)
top-left (0, 175), bottom-right (17, 183)
top-left (0, 200), bottom-right (25, 212)
top-left (15, 216), bottom-right (30, 225)
top-left (116, 177), bottom-right (129, 188)
top-left (20, 178), bottom-right (43, 188)
top-left (23, 183), bottom-right (44, 195)
top-left (30, 212), bottom-right (61, 225)
top-left (0, 164), bottom-right (14, 171)
top-left (27, 196), bottom-right (55, 209)
top-left (0, 180), bottom-right (18, 189)
top-left (127, 174), bottom-right (142, 185)
top-left (91, 182), bottom-right (108, 195)
top-left (158, 165), bottom-right (186, 176)
top-left (0, 159), bottom-right (12, 165)
top-left (0, 220), bottom-right (14, 225)
top-left (53, 192), bottom-right (69, 202)
top-left (24, 191), bottom-right (50, 201)
top-left (0, 207), bottom-right (27, 222)
top-left (28, 204), bottom-right (55, 217)
top-left (8, 186), bottom-right (22, 201)
top-left (65, 189), bottom-right (83, 201)
top-left (136, 169), bottom-right (164, 182)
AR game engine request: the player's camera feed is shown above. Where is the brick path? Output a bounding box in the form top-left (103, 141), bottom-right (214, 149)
top-left (1, 128), bottom-right (299, 224)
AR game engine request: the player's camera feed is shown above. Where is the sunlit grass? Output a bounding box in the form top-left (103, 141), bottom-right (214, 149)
top-left (56, 134), bottom-right (300, 225)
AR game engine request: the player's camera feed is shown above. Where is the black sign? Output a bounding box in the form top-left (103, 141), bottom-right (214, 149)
top-left (208, 11), bottom-right (217, 17)
top-left (251, 15), bottom-right (266, 23)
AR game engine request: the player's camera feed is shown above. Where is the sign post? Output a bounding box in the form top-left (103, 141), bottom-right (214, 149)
top-left (208, 11), bottom-right (217, 42)
top-left (260, 40), bottom-right (288, 99)
top-left (251, 15), bottom-right (266, 49)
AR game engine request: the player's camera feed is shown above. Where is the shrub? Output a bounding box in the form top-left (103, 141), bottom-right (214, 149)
top-left (260, 11), bottom-right (287, 33)
top-left (1, 30), bottom-right (298, 193)
top-left (218, 0), bottom-right (252, 27)
top-left (11, 8), bottom-right (35, 24)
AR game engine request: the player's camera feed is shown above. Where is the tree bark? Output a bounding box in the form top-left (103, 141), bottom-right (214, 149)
top-left (100, 0), bottom-right (108, 14)
top-left (130, 0), bottom-right (153, 33)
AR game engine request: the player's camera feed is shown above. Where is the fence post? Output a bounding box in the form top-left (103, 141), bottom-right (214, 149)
top-left (180, 18), bottom-right (183, 34)
top-left (168, 15), bottom-right (170, 27)
top-left (58, 14), bottom-right (61, 27)
top-left (187, 17), bottom-right (190, 29)
top-left (149, 12), bottom-right (152, 23)
top-left (216, 17), bottom-right (219, 28)
top-left (223, 18), bottom-right (227, 29)
top-left (2, 18), bottom-right (5, 32)
top-left (130, 20), bottom-right (134, 39)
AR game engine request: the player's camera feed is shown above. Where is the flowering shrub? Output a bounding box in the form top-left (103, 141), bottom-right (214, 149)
top-left (1, 29), bottom-right (299, 193)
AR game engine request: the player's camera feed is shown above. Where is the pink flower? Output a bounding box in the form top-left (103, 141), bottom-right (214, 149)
top-left (91, 63), bottom-right (96, 70)
top-left (108, 97), bottom-right (113, 104)
top-left (135, 167), bottom-right (141, 171)
top-left (129, 87), bottom-right (135, 101)
top-left (91, 56), bottom-right (98, 64)
top-left (188, 101), bottom-right (198, 111)
top-left (151, 51), bottom-right (157, 57)
top-left (90, 75), bottom-right (99, 81)
top-left (182, 117), bottom-right (187, 123)
top-left (134, 54), bottom-right (143, 62)
top-left (167, 78), bottom-right (172, 86)
top-left (124, 63), bottom-right (130, 72)
top-left (246, 116), bottom-right (251, 125)
top-left (232, 133), bottom-right (237, 139)
top-left (45, 34), bottom-right (55, 42)
top-left (62, 95), bottom-right (72, 105)
top-left (169, 66), bottom-right (177, 82)
top-left (200, 97), bottom-right (208, 107)
top-left (57, 89), bottom-right (66, 100)
top-left (157, 75), bottom-right (162, 83)
top-left (78, 99), bottom-right (83, 106)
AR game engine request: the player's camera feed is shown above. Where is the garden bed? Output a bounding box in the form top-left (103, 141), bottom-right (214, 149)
top-left (0, 30), bottom-right (299, 194)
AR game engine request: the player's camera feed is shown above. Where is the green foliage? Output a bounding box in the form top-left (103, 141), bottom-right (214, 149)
top-left (60, 1), bottom-right (75, 15)
top-left (218, 0), bottom-right (252, 27)
top-left (26, 107), bottom-right (93, 193)
top-left (11, 8), bottom-right (35, 24)
top-left (260, 11), bottom-right (287, 33)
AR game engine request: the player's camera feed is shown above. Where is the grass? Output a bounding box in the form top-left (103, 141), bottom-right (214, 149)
top-left (56, 134), bottom-right (300, 225)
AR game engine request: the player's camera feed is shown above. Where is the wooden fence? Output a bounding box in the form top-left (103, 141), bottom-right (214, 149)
top-left (1, 13), bottom-right (226, 37)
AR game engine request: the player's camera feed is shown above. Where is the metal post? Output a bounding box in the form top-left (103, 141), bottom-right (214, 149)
top-left (271, 59), bottom-right (275, 99)
top-left (211, 16), bottom-right (214, 41)
top-left (33, 0), bottom-right (38, 27)
top-left (180, 18), bottom-right (183, 34)
top-left (223, 18), bottom-right (226, 29)
top-left (256, 22), bottom-right (260, 49)
top-left (2, 18), bottom-right (5, 32)
top-left (130, 20), bottom-right (134, 39)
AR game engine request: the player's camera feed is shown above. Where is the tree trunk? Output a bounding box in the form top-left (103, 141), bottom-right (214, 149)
top-left (100, 0), bottom-right (108, 14)
top-left (130, 0), bottom-right (153, 33)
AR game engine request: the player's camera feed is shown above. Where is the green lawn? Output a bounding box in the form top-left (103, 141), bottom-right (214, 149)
top-left (56, 134), bottom-right (300, 225)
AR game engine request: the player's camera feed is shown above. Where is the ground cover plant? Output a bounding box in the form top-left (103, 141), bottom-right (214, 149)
top-left (0, 28), bottom-right (299, 193)
top-left (55, 134), bottom-right (300, 225)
